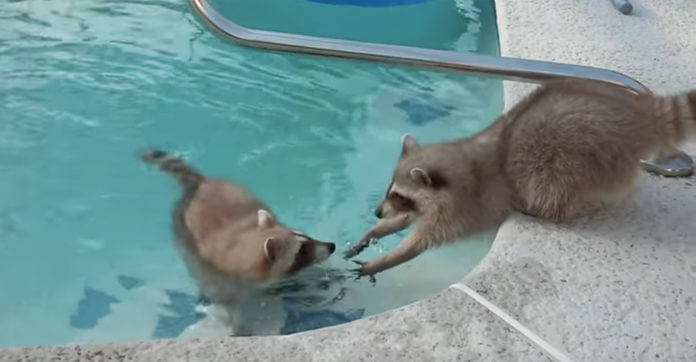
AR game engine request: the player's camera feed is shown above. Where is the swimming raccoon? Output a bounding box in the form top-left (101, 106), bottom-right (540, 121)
top-left (141, 149), bottom-right (335, 333)
top-left (346, 78), bottom-right (696, 280)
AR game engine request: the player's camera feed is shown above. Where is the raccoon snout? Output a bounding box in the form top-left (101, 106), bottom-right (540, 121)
top-left (374, 206), bottom-right (383, 218)
top-left (317, 241), bottom-right (336, 255)
top-left (314, 241), bottom-right (336, 262)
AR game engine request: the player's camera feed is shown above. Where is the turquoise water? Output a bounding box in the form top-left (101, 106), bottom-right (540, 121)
top-left (0, 0), bottom-right (501, 347)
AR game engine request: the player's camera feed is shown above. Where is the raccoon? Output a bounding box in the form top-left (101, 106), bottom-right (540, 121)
top-left (346, 78), bottom-right (696, 279)
top-left (141, 150), bottom-right (335, 333)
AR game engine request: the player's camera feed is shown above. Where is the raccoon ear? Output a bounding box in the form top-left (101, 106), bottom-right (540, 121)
top-left (257, 209), bottom-right (276, 229)
top-left (401, 134), bottom-right (419, 155)
top-left (263, 237), bottom-right (276, 263)
top-left (409, 167), bottom-right (432, 186)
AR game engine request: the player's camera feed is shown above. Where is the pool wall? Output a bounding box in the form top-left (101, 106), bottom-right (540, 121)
top-left (2, 0), bottom-right (696, 360)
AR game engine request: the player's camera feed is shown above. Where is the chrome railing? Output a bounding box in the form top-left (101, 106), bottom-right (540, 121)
top-left (188, 0), bottom-right (693, 177)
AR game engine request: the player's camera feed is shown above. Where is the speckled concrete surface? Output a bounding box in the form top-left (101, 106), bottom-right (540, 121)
top-left (476, 0), bottom-right (696, 360)
top-left (0, 289), bottom-right (552, 361)
top-left (465, 178), bottom-right (696, 360)
top-left (2, 0), bottom-right (695, 361)
top-left (497, 0), bottom-right (696, 105)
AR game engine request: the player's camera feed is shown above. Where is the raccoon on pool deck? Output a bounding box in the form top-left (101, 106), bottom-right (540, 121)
top-left (141, 150), bottom-right (336, 334)
top-left (347, 78), bottom-right (696, 280)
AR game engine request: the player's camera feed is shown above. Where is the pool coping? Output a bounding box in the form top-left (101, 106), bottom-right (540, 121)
top-left (2, 0), bottom-right (696, 361)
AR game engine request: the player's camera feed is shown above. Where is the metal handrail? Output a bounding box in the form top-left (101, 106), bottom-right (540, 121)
top-left (189, 0), bottom-right (650, 94)
top-left (188, 0), bottom-right (693, 176)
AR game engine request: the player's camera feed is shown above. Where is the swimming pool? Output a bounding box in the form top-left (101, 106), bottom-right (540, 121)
top-left (0, 0), bottom-right (501, 347)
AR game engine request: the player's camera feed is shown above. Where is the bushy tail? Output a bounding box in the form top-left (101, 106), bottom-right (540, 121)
top-left (140, 149), bottom-right (204, 190)
top-left (658, 89), bottom-right (696, 143)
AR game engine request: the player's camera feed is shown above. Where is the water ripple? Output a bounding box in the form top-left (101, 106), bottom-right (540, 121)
top-left (0, 0), bottom-right (501, 347)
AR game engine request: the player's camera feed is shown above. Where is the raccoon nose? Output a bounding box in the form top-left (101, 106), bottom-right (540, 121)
top-left (374, 206), bottom-right (383, 218)
top-left (327, 243), bottom-right (336, 254)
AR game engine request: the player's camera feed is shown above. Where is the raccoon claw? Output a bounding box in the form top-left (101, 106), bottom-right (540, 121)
top-left (344, 237), bottom-right (374, 259)
top-left (352, 271), bottom-right (376, 285)
top-left (350, 260), bottom-right (377, 284)
top-left (344, 243), bottom-right (366, 259)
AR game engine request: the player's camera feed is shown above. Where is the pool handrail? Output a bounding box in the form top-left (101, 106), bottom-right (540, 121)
top-left (188, 0), bottom-right (694, 177)
top-left (188, 0), bottom-right (650, 94)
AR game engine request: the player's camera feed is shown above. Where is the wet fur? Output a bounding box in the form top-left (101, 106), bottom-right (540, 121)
top-left (141, 150), bottom-right (335, 334)
top-left (349, 78), bottom-right (696, 277)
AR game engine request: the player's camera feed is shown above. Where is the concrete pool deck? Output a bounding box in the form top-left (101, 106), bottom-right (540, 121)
top-left (2, 0), bottom-right (695, 360)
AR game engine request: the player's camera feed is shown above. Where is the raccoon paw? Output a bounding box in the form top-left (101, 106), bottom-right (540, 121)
top-left (344, 237), bottom-right (375, 259)
top-left (344, 244), bottom-right (366, 259)
top-left (350, 260), bottom-right (377, 284)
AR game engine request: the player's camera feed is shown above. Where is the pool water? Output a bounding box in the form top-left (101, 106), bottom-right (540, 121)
top-left (0, 0), bottom-right (501, 347)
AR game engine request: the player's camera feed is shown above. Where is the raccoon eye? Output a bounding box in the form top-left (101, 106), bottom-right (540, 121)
top-left (298, 243), bottom-right (309, 256)
top-left (390, 192), bottom-right (407, 202)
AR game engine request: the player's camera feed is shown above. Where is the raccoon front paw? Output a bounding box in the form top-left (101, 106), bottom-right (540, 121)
top-left (350, 260), bottom-right (377, 284)
top-left (344, 231), bottom-right (379, 259)
top-left (344, 238), bottom-right (371, 259)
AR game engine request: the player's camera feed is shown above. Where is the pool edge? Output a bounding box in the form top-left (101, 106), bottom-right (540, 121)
top-left (459, 0), bottom-right (696, 360)
top-left (0, 0), bottom-right (551, 358)
top-left (4, 0), bottom-right (696, 360)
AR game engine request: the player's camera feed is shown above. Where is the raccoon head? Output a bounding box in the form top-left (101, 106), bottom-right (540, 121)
top-left (256, 210), bottom-right (336, 279)
top-left (374, 135), bottom-right (450, 224)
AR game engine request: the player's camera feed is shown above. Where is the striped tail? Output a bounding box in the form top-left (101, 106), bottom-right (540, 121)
top-left (140, 149), bottom-right (204, 190)
top-left (658, 89), bottom-right (696, 144)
